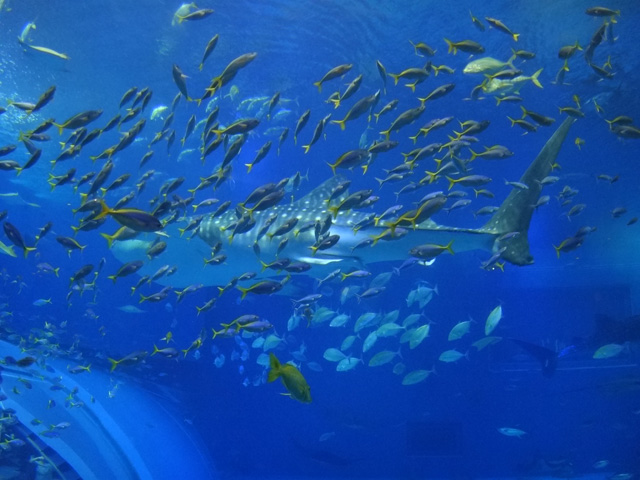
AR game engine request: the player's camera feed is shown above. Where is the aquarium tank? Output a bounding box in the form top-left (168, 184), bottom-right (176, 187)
top-left (0, 0), bottom-right (638, 479)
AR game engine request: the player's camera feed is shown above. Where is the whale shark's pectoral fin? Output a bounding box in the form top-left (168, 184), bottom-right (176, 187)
top-left (482, 117), bottom-right (576, 265)
top-left (297, 255), bottom-right (347, 266)
top-left (297, 253), bottom-right (365, 272)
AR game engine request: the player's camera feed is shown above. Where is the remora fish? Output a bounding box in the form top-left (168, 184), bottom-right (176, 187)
top-left (112, 118), bottom-right (575, 287)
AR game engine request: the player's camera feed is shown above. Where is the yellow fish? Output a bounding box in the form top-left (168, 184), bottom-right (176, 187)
top-left (268, 353), bottom-right (311, 403)
top-left (161, 331), bottom-right (174, 344)
top-left (0, 239), bottom-right (16, 257)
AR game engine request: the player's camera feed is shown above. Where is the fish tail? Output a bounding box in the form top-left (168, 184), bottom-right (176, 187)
top-left (139, 294), bottom-right (148, 304)
top-left (482, 117), bottom-right (576, 266)
top-left (531, 68), bottom-right (543, 88)
top-left (389, 73), bottom-right (400, 85)
top-left (108, 358), bottom-right (118, 372)
top-left (93, 199), bottom-right (111, 220)
top-left (107, 275), bottom-right (117, 284)
top-left (236, 286), bottom-right (249, 300)
top-left (445, 176), bottom-right (456, 190)
top-left (313, 81), bottom-right (322, 93)
top-left (245, 163), bottom-right (253, 173)
top-left (444, 240), bottom-right (455, 255)
top-left (520, 105), bottom-right (528, 119)
top-left (443, 38), bottom-right (455, 54)
top-left (325, 161), bottom-right (337, 176)
top-left (23, 246), bottom-right (36, 258)
top-left (267, 353), bottom-right (281, 382)
top-left (52, 123), bottom-right (63, 135)
top-left (330, 119), bottom-right (346, 131)
top-left (507, 116), bottom-right (517, 127)
top-left (302, 144), bottom-right (311, 154)
top-left (512, 33), bottom-right (520, 42)
top-left (469, 149), bottom-right (478, 161)
top-left (151, 345), bottom-right (159, 356)
top-left (380, 129), bottom-right (390, 141)
top-left (54, 268), bottom-right (60, 277)
top-left (553, 244), bottom-right (561, 258)
top-left (100, 232), bottom-right (114, 249)
top-left (198, 63), bottom-right (203, 71)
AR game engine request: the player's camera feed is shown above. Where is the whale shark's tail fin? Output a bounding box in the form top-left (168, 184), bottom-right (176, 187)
top-left (508, 338), bottom-right (558, 377)
top-left (481, 117), bottom-right (576, 265)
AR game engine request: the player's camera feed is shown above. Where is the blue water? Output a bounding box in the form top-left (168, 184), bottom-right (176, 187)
top-left (1, 0), bottom-right (639, 478)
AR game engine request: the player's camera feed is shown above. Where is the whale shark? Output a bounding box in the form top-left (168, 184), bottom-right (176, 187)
top-left (111, 117), bottom-right (575, 288)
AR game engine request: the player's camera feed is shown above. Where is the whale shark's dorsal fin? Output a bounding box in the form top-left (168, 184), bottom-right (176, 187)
top-left (481, 117), bottom-right (576, 265)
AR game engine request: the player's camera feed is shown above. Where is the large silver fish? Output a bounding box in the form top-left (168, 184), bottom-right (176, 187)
top-left (112, 118), bottom-right (575, 288)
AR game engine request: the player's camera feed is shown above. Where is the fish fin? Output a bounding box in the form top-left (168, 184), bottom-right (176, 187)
top-left (530, 68), bottom-right (543, 88)
top-left (100, 232), bottom-right (114, 249)
top-left (481, 117), bottom-right (575, 265)
top-left (267, 353), bottom-right (280, 382)
top-left (330, 119), bottom-right (346, 131)
top-left (443, 38), bottom-right (456, 54)
top-left (107, 358), bottom-right (118, 372)
top-left (93, 200), bottom-right (111, 220)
